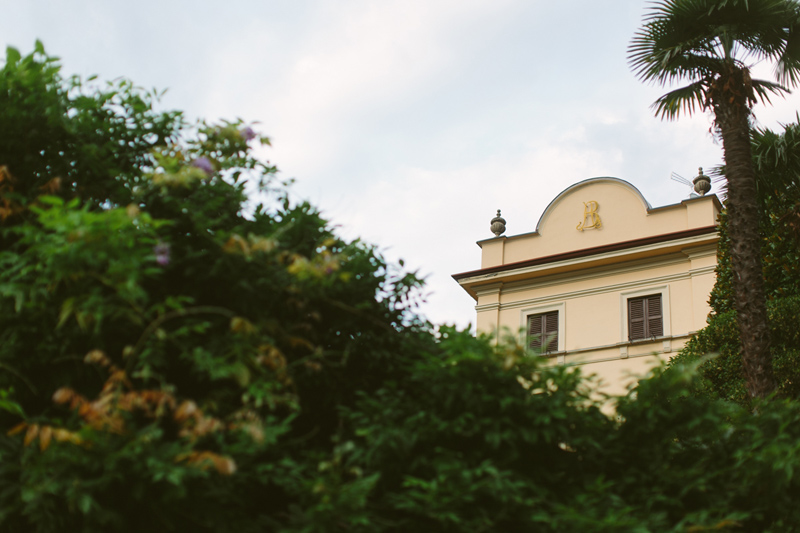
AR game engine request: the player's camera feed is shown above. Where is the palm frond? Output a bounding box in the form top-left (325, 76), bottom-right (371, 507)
top-left (630, 0), bottom-right (800, 97)
top-left (775, 18), bottom-right (800, 87)
top-left (715, 118), bottom-right (800, 203)
top-left (651, 81), bottom-right (707, 120)
top-left (708, 0), bottom-right (796, 57)
top-left (629, 1), bottom-right (723, 85)
top-left (751, 116), bottom-right (800, 196)
top-left (750, 78), bottom-right (790, 105)
top-left (706, 164), bottom-right (728, 200)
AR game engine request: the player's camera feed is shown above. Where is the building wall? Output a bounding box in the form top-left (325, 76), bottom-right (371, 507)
top-left (456, 178), bottom-right (721, 397)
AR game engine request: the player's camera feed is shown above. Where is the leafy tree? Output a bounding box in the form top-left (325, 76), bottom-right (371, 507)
top-left (628, 0), bottom-right (800, 399)
top-left (0, 40), bottom-right (182, 211)
top-left (0, 42), bottom-right (429, 531)
top-left (7, 42), bottom-right (800, 532)
top-left (712, 120), bottom-right (800, 313)
top-left (671, 121), bottom-right (800, 406)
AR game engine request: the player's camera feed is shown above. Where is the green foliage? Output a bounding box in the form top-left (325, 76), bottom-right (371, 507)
top-left (673, 120), bottom-right (800, 406)
top-left (630, 0), bottom-right (800, 400)
top-left (670, 296), bottom-right (800, 406)
top-left (751, 118), bottom-right (800, 199)
top-left (0, 41), bottom-right (182, 209)
top-left (628, 0), bottom-right (800, 120)
top-left (5, 43), bottom-right (800, 532)
top-left (0, 43), bottom-right (428, 531)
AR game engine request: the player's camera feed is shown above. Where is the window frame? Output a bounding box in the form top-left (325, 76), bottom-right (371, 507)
top-left (520, 302), bottom-right (565, 354)
top-left (619, 286), bottom-right (670, 343)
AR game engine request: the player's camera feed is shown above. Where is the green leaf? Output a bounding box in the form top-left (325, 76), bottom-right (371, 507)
top-left (78, 494), bottom-right (94, 514)
top-left (57, 298), bottom-right (75, 329)
top-left (5, 46), bottom-right (20, 64)
top-left (37, 195), bottom-right (64, 206)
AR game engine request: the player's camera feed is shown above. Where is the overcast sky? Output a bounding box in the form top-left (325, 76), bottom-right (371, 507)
top-left (4, 1), bottom-right (800, 329)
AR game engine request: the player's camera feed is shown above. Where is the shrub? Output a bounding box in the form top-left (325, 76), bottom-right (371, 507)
top-left (5, 43), bottom-right (800, 533)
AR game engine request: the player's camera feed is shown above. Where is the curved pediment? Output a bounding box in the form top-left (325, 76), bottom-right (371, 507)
top-left (536, 177), bottom-right (651, 235)
top-left (495, 177), bottom-right (716, 265)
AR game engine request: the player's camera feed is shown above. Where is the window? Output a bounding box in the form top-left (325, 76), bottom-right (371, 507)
top-left (528, 311), bottom-right (559, 353)
top-left (628, 294), bottom-right (663, 340)
top-left (521, 303), bottom-right (564, 354)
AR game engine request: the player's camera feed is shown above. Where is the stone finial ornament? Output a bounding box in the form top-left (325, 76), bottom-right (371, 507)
top-left (693, 167), bottom-right (711, 196)
top-left (490, 209), bottom-right (506, 237)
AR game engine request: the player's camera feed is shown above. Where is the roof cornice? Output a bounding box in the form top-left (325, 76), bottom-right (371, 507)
top-left (453, 225), bottom-right (717, 282)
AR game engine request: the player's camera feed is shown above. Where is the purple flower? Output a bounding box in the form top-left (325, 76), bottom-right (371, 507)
top-left (154, 241), bottom-right (171, 266)
top-left (191, 156), bottom-right (214, 176)
top-left (239, 126), bottom-right (257, 142)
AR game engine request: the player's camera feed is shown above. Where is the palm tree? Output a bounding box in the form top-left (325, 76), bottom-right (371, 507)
top-left (629, 0), bottom-right (800, 399)
top-left (751, 118), bottom-right (800, 202)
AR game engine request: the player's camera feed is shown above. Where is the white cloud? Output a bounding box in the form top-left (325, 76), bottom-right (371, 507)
top-left (4, 0), bottom-right (800, 330)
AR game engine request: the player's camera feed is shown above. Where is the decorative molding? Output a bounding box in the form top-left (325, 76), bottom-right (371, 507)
top-left (498, 254), bottom-right (694, 297)
top-left (564, 350), bottom-right (665, 368)
top-left (536, 333), bottom-right (692, 363)
top-left (496, 268), bottom-right (704, 313)
top-left (474, 282), bottom-right (503, 296)
top-left (455, 226), bottom-right (717, 283)
top-left (682, 245), bottom-right (717, 260)
top-left (688, 266), bottom-right (716, 277)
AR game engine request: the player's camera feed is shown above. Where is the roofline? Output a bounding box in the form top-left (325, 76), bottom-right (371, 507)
top-left (649, 192), bottom-right (722, 214)
top-left (475, 189), bottom-right (721, 246)
top-left (454, 225), bottom-right (718, 281)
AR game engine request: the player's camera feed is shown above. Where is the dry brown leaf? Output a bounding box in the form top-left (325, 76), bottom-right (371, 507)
top-left (52, 428), bottom-right (72, 442)
top-left (7, 421), bottom-right (27, 436)
top-left (213, 455), bottom-right (237, 475)
top-left (52, 387), bottom-right (76, 405)
top-left (230, 316), bottom-right (256, 334)
top-left (223, 234), bottom-right (249, 255)
top-left (24, 424), bottom-right (39, 447)
top-left (174, 400), bottom-right (198, 422)
top-left (39, 177), bottom-right (62, 194)
top-left (39, 426), bottom-right (52, 451)
top-left (84, 349), bottom-right (110, 366)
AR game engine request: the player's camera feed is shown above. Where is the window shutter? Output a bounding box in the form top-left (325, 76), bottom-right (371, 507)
top-left (628, 294), bottom-right (663, 340)
top-left (528, 313), bottom-right (543, 351)
top-left (544, 311), bottom-right (559, 352)
top-left (528, 311), bottom-right (558, 353)
top-left (629, 298), bottom-right (645, 340)
top-left (646, 294), bottom-right (663, 337)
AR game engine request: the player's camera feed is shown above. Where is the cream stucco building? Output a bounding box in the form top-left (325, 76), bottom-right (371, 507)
top-left (453, 177), bottom-right (721, 395)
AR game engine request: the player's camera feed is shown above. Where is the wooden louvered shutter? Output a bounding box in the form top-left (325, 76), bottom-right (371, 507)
top-left (629, 294), bottom-right (663, 340)
top-left (528, 313), bottom-right (543, 352)
top-left (544, 311), bottom-right (558, 352)
top-left (628, 298), bottom-right (645, 340)
top-left (646, 294), bottom-right (663, 337)
top-left (528, 311), bottom-right (558, 353)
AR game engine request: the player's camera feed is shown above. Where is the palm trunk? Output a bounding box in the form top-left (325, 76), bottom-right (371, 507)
top-left (716, 101), bottom-right (776, 400)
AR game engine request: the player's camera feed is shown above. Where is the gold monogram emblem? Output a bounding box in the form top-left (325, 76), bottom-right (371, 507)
top-left (576, 201), bottom-right (601, 231)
